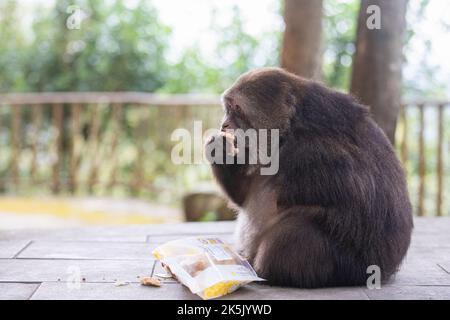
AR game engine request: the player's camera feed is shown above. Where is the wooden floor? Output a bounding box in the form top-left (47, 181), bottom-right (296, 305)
top-left (1, 217), bottom-right (450, 300)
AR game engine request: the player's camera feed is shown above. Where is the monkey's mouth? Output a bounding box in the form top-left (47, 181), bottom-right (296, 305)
top-left (220, 123), bottom-right (238, 132)
top-left (221, 127), bottom-right (236, 133)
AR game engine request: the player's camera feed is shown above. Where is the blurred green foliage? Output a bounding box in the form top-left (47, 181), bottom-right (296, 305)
top-left (0, 0), bottom-right (365, 93)
top-left (0, 1), bottom-right (28, 91)
top-left (0, 0), bottom-right (446, 94)
top-left (1, 0), bottom-right (170, 92)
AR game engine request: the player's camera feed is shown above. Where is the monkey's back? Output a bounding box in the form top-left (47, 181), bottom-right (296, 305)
top-left (268, 82), bottom-right (413, 286)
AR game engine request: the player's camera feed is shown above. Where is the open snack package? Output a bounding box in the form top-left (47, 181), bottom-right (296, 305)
top-left (152, 237), bottom-right (264, 299)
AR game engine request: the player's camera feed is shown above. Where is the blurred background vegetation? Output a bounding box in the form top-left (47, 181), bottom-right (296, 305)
top-left (0, 0), bottom-right (449, 226)
top-left (3, 0), bottom-right (447, 95)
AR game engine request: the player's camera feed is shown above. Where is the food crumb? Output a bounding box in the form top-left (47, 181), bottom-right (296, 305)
top-left (140, 277), bottom-right (161, 287)
top-left (114, 281), bottom-right (129, 287)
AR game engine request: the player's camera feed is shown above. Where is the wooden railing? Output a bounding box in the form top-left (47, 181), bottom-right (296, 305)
top-left (398, 101), bottom-right (449, 216)
top-left (0, 92), bottom-right (223, 203)
top-left (0, 93), bottom-right (448, 216)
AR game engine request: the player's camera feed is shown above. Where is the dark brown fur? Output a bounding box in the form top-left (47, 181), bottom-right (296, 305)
top-left (206, 67), bottom-right (413, 288)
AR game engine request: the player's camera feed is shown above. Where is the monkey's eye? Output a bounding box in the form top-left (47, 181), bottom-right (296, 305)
top-left (233, 104), bottom-right (242, 113)
top-left (224, 97), bottom-right (242, 113)
top-left (228, 102), bottom-right (242, 113)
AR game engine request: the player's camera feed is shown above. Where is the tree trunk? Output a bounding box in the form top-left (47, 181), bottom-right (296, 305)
top-left (350, 0), bottom-right (408, 145)
top-left (281, 0), bottom-right (323, 79)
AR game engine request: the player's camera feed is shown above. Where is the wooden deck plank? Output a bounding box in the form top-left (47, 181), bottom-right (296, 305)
top-left (437, 262), bottom-right (450, 275)
top-left (30, 282), bottom-right (197, 300)
top-left (140, 221), bottom-right (236, 235)
top-left (0, 240), bottom-right (31, 258)
top-left (0, 229), bottom-right (148, 242)
top-left (222, 284), bottom-right (369, 300)
top-left (388, 262), bottom-right (450, 286)
top-left (364, 285), bottom-right (450, 300)
top-left (29, 282), bottom-right (370, 300)
top-left (411, 233), bottom-right (450, 247)
top-left (410, 217), bottom-right (450, 233)
top-left (0, 283), bottom-right (40, 300)
top-left (16, 241), bottom-right (157, 261)
top-left (146, 233), bottom-right (235, 244)
top-left (0, 222), bottom-right (235, 242)
top-left (406, 246), bottom-right (450, 263)
top-left (0, 259), bottom-right (154, 283)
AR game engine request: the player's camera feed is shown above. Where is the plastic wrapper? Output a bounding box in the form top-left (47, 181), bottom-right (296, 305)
top-left (152, 237), bottom-right (264, 299)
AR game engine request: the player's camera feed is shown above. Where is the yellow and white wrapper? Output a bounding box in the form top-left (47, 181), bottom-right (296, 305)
top-left (152, 237), bottom-right (264, 299)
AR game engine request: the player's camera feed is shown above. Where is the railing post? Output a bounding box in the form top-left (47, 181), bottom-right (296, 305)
top-left (30, 104), bottom-right (42, 185)
top-left (107, 103), bottom-right (123, 193)
top-left (418, 104), bottom-right (425, 216)
top-left (10, 105), bottom-right (21, 192)
top-left (69, 103), bottom-right (82, 194)
top-left (87, 103), bottom-right (101, 194)
top-left (436, 104), bottom-right (444, 216)
top-left (131, 105), bottom-right (148, 196)
top-left (51, 104), bottom-right (63, 194)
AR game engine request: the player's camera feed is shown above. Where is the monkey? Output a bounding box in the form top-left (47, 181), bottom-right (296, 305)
top-left (205, 67), bottom-right (413, 288)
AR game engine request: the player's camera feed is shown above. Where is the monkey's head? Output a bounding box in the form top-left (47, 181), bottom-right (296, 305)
top-left (220, 67), bottom-right (303, 134)
top-left (220, 67), bottom-right (368, 138)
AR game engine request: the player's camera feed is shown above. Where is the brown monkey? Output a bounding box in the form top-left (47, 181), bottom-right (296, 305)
top-left (205, 67), bottom-right (413, 288)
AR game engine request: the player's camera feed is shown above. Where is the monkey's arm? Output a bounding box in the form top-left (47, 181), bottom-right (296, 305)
top-left (206, 132), bottom-right (252, 206)
top-left (211, 162), bottom-right (251, 206)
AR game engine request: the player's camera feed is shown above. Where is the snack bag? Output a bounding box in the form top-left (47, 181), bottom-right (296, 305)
top-left (152, 237), bottom-right (264, 299)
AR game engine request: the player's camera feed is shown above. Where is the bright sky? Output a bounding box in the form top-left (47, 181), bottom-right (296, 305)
top-left (16, 0), bottom-right (450, 97)
top-left (403, 0), bottom-right (450, 97)
top-left (152, 0), bottom-right (282, 62)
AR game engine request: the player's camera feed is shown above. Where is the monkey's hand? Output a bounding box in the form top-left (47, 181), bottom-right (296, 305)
top-left (205, 131), bottom-right (239, 164)
top-left (222, 131), bottom-right (239, 156)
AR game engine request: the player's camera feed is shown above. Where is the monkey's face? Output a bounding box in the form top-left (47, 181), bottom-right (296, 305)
top-left (220, 68), bottom-right (297, 134)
